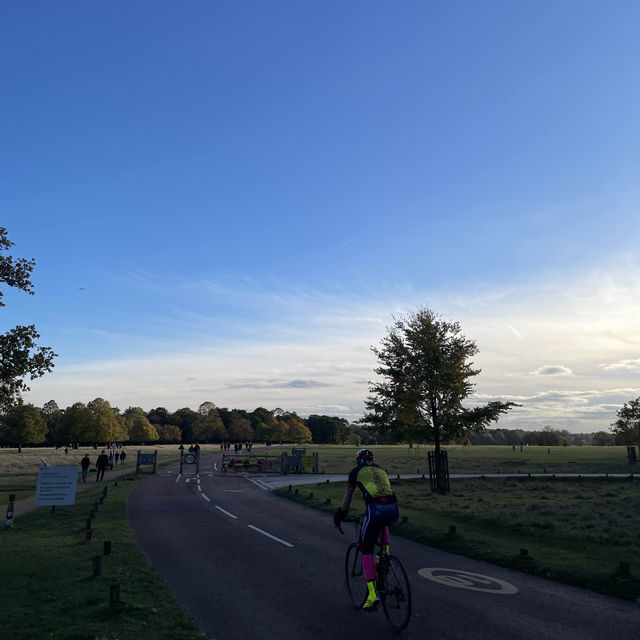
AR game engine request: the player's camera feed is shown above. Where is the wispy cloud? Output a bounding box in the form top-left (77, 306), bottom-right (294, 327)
top-left (600, 358), bottom-right (640, 373)
top-left (530, 365), bottom-right (573, 376)
top-left (24, 257), bottom-right (640, 431)
top-left (227, 378), bottom-right (331, 390)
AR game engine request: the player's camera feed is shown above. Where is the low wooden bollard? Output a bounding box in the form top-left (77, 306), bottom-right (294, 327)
top-left (5, 493), bottom-right (16, 528)
top-left (86, 530), bottom-right (92, 541)
top-left (93, 555), bottom-right (102, 577)
top-left (520, 548), bottom-right (529, 557)
top-left (448, 525), bottom-right (457, 536)
top-left (103, 540), bottom-right (112, 556)
top-left (401, 515), bottom-right (408, 523)
top-left (86, 518), bottom-right (92, 530)
top-left (619, 561), bottom-right (631, 578)
top-left (325, 498), bottom-right (331, 505)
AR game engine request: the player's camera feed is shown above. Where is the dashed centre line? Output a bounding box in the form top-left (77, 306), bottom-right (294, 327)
top-left (187, 475), bottom-right (294, 548)
top-left (215, 505), bottom-right (238, 519)
top-left (248, 525), bottom-right (295, 548)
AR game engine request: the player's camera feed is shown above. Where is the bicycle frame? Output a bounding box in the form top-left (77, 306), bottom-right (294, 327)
top-left (341, 515), bottom-right (411, 631)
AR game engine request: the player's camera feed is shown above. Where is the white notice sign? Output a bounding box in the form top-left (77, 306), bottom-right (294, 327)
top-left (35, 466), bottom-right (78, 506)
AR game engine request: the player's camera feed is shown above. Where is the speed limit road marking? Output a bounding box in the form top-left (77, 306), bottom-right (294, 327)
top-left (418, 568), bottom-right (518, 594)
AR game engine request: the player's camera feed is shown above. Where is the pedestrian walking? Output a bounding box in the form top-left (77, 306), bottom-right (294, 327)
top-left (80, 454), bottom-right (91, 483)
top-left (96, 450), bottom-right (109, 482)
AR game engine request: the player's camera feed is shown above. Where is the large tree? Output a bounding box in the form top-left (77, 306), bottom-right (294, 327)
top-left (306, 414), bottom-right (351, 444)
top-left (0, 228), bottom-right (57, 411)
top-left (192, 409), bottom-right (227, 442)
top-left (86, 398), bottom-right (127, 442)
top-left (362, 308), bottom-right (516, 453)
top-left (611, 397), bottom-right (640, 449)
top-left (285, 417), bottom-right (312, 443)
top-left (126, 412), bottom-right (159, 442)
top-left (0, 403), bottom-right (47, 445)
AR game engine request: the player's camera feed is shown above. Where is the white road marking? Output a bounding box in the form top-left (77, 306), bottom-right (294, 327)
top-left (418, 568), bottom-right (518, 594)
top-left (198, 485), bottom-right (203, 492)
top-left (248, 525), bottom-right (295, 548)
top-left (201, 494), bottom-right (211, 502)
top-left (175, 473), bottom-right (182, 483)
top-left (215, 506), bottom-right (238, 519)
top-left (244, 476), bottom-right (270, 491)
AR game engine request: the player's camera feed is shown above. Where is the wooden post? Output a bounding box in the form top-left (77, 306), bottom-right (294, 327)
top-left (103, 540), bottom-right (111, 556)
top-left (93, 555), bottom-right (102, 577)
top-left (5, 494), bottom-right (15, 528)
top-left (110, 583), bottom-right (122, 609)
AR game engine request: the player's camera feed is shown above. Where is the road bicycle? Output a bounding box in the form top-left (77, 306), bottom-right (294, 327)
top-left (338, 516), bottom-right (412, 631)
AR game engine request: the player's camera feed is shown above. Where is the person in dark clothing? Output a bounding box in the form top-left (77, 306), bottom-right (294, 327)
top-left (96, 450), bottom-right (110, 482)
top-left (80, 454), bottom-right (91, 483)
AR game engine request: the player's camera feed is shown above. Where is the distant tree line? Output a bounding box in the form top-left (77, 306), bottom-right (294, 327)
top-left (0, 399), bottom-right (371, 447)
top-left (0, 396), bottom-right (629, 449)
top-left (468, 426), bottom-right (617, 447)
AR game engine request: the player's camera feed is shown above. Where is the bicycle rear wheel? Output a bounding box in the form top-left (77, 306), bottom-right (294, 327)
top-left (345, 542), bottom-right (367, 609)
top-left (380, 555), bottom-right (411, 631)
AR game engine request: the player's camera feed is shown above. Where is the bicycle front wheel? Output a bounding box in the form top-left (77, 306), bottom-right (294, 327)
top-left (380, 555), bottom-right (412, 631)
top-left (344, 542), bottom-right (367, 609)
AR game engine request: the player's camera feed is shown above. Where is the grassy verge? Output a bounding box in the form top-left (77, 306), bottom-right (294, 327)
top-left (276, 476), bottom-right (640, 601)
top-left (0, 473), bottom-right (203, 640)
top-left (303, 444), bottom-right (637, 475)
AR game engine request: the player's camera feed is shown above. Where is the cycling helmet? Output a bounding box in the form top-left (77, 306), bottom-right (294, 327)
top-left (355, 448), bottom-right (374, 464)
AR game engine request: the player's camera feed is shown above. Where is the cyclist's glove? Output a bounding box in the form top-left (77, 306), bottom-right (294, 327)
top-left (333, 508), bottom-right (347, 527)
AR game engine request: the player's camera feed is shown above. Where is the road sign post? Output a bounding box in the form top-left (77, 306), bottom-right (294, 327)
top-left (136, 450), bottom-right (158, 475)
top-left (35, 466), bottom-right (78, 507)
top-left (180, 450), bottom-right (199, 474)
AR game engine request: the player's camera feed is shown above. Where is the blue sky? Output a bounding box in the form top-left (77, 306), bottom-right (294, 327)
top-left (2, 2), bottom-right (640, 431)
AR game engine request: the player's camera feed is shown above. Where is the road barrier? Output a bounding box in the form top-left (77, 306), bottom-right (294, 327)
top-left (221, 448), bottom-right (319, 475)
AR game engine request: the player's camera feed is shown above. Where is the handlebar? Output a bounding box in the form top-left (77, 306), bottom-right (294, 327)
top-left (335, 515), bottom-right (362, 535)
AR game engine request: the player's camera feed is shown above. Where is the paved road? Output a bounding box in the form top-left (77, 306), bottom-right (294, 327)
top-left (127, 454), bottom-right (639, 640)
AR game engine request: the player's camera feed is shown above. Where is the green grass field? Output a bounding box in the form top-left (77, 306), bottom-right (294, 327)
top-left (0, 471), bottom-right (202, 640)
top-left (305, 443), bottom-right (636, 475)
top-left (276, 471), bottom-right (640, 601)
top-left (1, 443), bottom-right (638, 638)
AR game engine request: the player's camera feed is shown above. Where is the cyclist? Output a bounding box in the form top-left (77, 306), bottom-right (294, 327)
top-left (334, 448), bottom-right (399, 610)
